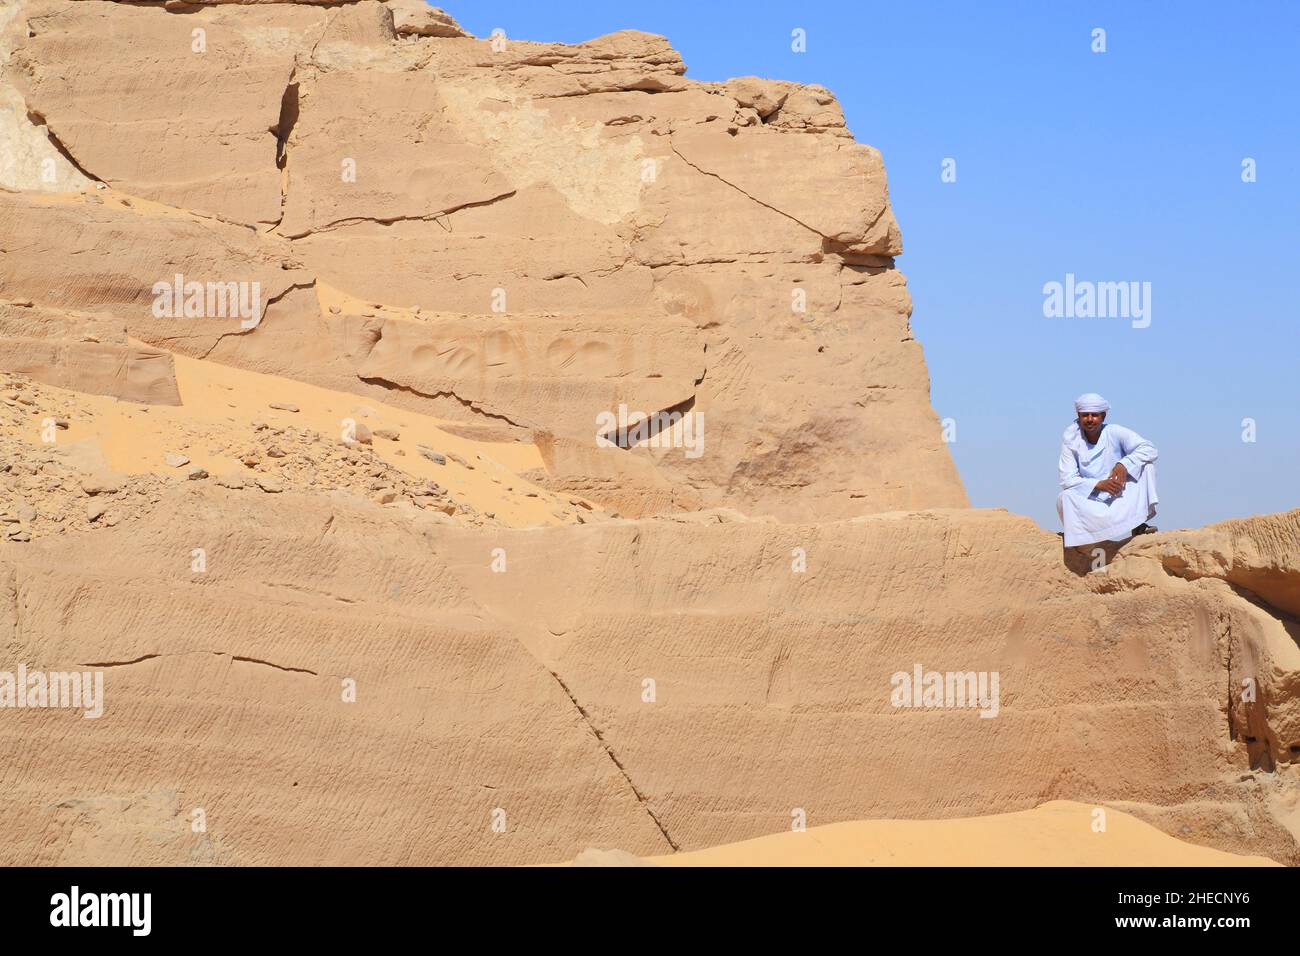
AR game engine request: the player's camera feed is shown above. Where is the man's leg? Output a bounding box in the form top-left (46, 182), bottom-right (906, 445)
top-left (1128, 466), bottom-right (1158, 537)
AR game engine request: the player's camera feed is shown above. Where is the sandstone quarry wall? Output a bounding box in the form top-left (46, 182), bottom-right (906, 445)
top-left (2, 0), bottom-right (967, 521)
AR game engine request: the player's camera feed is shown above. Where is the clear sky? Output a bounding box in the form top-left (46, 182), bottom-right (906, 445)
top-left (455, 1), bottom-right (1299, 531)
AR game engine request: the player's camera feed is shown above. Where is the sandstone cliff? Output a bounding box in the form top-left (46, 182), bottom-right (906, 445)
top-left (2, 0), bottom-right (965, 521)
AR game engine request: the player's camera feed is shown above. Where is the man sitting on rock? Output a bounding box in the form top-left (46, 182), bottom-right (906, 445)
top-left (1057, 393), bottom-right (1158, 547)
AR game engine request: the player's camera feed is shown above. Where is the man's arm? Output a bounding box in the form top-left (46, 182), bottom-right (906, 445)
top-left (1113, 425), bottom-right (1158, 480)
top-left (1059, 441), bottom-right (1090, 491)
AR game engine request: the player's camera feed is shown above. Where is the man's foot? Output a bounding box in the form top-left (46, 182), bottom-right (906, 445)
top-left (1131, 523), bottom-right (1157, 536)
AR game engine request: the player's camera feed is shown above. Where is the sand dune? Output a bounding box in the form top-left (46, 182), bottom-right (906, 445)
top-left (635, 802), bottom-right (1282, 867)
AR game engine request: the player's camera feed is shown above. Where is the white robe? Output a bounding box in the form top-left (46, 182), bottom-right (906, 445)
top-left (1057, 421), bottom-right (1158, 547)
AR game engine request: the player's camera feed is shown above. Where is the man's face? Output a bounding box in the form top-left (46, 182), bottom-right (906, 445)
top-left (1078, 410), bottom-right (1106, 441)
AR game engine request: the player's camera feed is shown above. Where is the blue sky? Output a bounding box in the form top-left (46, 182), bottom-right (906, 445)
top-left (455, 2), bottom-right (1299, 531)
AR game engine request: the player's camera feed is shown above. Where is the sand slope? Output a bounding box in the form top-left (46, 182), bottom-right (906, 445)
top-left (634, 802), bottom-right (1282, 866)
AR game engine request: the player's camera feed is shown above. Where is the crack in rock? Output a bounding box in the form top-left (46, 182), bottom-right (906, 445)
top-left (76, 652), bottom-right (316, 677)
top-left (24, 109), bottom-right (101, 185)
top-left (284, 190), bottom-right (518, 240)
top-left (231, 655), bottom-right (317, 676)
top-left (669, 140), bottom-right (895, 253)
top-left (198, 279), bottom-right (316, 359)
top-left (76, 654), bottom-right (160, 668)
top-left (548, 669), bottom-right (679, 852)
top-left (357, 374), bottom-right (530, 430)
top-left (669, 140), bottom-right (825, 240)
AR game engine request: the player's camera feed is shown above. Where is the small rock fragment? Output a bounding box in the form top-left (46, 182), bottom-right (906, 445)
top-left (164, 452), bottom-right (190, 468)
top-left (80, 473), bottom-right (122, 495)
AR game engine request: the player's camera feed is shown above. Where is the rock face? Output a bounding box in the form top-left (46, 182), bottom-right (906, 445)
top-left (0, 0), bottom-right (1296, 868)
top-left (1, 0), bottom-right (963, 521)
top-left (0, 300), bottom-right (180, 405)
top-left (2, 485), bottom-right (1298, 865)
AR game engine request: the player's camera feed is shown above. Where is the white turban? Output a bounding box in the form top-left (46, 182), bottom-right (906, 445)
top-left (1074, 393), bottom-right (1110, 414)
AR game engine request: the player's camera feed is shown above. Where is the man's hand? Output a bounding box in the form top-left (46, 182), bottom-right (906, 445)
top-left (1094, 463), bottom-right (1128, 496)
